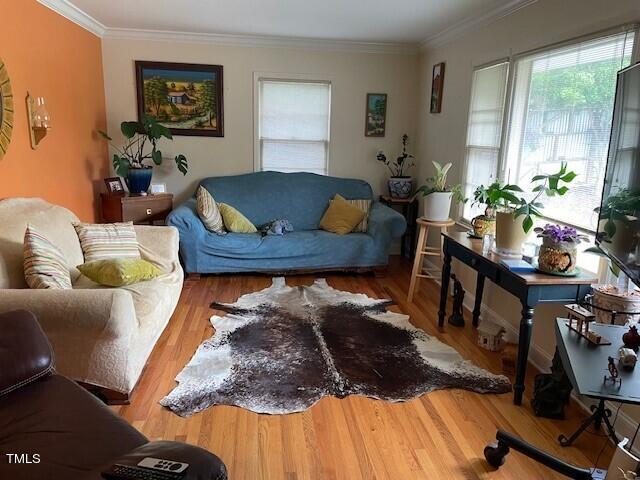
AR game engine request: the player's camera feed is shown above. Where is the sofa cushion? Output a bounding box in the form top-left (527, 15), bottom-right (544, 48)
top-left (320, 194), bottom-right (366, 235)
top-left (23, 224), bottom-right (73, 289)
top-left (218, 203), bottom-right (257, 233)
top-left (199, 171), bottom-right (373, 231)
top-left (196, 186), bottom-right (226, 234)
top-left (77, 258), bottom-right (162, 287)
top-left (341, 198), bottom-right (371, 232)
top-left (74, 222), bottom-right (141, 262)
top-left (0, 198), bottom-right (84, 289)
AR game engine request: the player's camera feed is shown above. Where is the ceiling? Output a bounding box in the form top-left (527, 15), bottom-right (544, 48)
top-left (54, 0), bottom-right (534, 47)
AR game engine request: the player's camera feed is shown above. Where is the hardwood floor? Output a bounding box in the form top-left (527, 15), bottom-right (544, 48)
top-left (115, 256), bottom-right (614, 479)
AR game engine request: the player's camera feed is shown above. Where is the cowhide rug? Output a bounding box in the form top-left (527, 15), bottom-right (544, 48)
top-left (160, 278), bottom-right (511, 417)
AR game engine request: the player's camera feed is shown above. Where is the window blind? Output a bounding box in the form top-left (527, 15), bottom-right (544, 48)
top-left (461, 61), bottom-right (509, 221)
top-left (503, 30), bottom-right (635, 231)
top-left (258, 80), bottom-right (331, 175)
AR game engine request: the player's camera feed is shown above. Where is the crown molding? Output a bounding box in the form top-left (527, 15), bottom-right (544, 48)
top-left (420, 0), bottom-right (538, 51)
top-left (102, 28), bottom-right (418, 54)
top-left (37, 0), bottom-right (106, 37)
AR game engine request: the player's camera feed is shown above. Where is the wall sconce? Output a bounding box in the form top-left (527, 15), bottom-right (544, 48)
top-left (26, 92), bottom-right (50, 149)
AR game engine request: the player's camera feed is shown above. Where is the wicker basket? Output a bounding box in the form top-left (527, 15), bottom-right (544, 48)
top-left (592, 284), bottom-right (640, 325)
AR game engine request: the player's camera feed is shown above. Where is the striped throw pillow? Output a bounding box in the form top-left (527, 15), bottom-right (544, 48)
top-left (196, 186), bottom-right (225, 234)
top-left (330, 198), bottom-right (371, 232)
top-left (74, 222), bottom-right (140, 263)
top-left (24, 224), bottom-right (72, 289)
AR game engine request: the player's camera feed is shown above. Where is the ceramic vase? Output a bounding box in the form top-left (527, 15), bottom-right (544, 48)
top-left (422, 191), bottom-right (452, 221)
top-left (387, 177), bottom-right (413, 199)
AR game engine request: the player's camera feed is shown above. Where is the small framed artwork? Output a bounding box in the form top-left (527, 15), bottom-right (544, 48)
top-left (365, 93), bottom-right (387, 137)
top-left (430, 62), bottom-right (445, 113)
top-left (135, 60), bottom-right (224, 137)
top-left (150, 183), bottom-right (167, 194)
top-left (104, 177), bottom-right (125, 196)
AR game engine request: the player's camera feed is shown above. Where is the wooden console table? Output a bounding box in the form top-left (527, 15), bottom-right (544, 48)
top-left (438, 232), bottom-right (597, 405)
top-left (100, 193), bottom-right (173, 225)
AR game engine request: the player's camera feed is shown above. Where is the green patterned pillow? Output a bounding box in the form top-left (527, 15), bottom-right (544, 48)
top-left (77, 258), bottom-right (162, 287)
top-left (74, 222), bottom-right (140, 263)
top-left (196, 186), bottom-right (226, 234)
top-left (24, 224), bottom-right (72, 289)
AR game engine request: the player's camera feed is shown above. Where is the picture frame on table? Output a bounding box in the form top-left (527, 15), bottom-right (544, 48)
top-left (104, 177), bottom-right (125, 196)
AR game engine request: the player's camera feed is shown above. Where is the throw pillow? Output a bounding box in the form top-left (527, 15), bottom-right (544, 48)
top-left (218, 203), bottom-right (257, 233)
top-left (23, 224), bottom-right (72, 289)
top-left (331, 198), bottom-right (371, 232)
top-left (73, 222), bottom-right (140, 263)
top-left (319, 194), bottom-right (366, 235)
top-left (77, 258), bottom-right (162, 287)
top-left (196, 186), bottom-right (226, 234)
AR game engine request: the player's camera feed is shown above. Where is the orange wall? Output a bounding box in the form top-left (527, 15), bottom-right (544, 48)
top-left (0, 1), bottom-right (108, 221)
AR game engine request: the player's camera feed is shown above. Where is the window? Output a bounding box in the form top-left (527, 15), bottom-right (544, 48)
top-left (462, 28), bottom-right (637, 231)
top-left (256, 79), bottom-right (331, 175)
top-left (461, 61), bottom-right (509, 221)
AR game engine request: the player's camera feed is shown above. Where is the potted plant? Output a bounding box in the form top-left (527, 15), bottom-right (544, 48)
top-left (414, 161), bottom-right (466, 221)
top-left (469, 181), bottom-right (504, 237)
top-left (482, 162), bottom-right (577, 255)
top-left (377, 134), bottom-right (415, 199)
top-left (595, 188), bottom-right (640, 255)
top-left (100, 115), bottom-right (188, 195)
top-left (534, 224), bottom-right (588, 274)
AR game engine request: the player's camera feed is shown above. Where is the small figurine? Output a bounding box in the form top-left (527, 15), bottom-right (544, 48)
top-left (619, 347), bottom-right (637, 369)
top-left (623, 325), bottom-right (640, 349)
top-left (477, 320), bottom-right (506, 352)
top-left (564, 304), bottom-right (610, 345)
top-left (604, 356), bottom-right (622, 387)
top-left (448, 274), bottom-right (465, 327)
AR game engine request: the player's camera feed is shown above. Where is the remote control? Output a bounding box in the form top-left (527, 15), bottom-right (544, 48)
top-left (101, 457), bottom-right (189, 480)
top-left (138, 457), bottom-right (189, 473)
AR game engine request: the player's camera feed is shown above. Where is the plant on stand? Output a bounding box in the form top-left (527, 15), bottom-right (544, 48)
top-left (414, 161), bottom-right (466, 221)
top-left (100, 115), bottom-right (188, 195)
top-left (376, 134), bottom-right (415, 199)
top-left (474, 162), bottom-right (577, 255)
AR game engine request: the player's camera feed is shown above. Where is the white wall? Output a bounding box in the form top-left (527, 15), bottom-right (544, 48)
top-left (102, 39), bottom-right (418, 204)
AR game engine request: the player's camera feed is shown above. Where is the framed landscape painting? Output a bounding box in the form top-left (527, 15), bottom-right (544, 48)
top-left (135, 61), bottom-right (224, 137)
top-left (365, 93), bottom-right (387, 137)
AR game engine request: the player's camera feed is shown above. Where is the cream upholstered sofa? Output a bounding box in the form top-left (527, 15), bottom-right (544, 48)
top-left (0, 198), bottom-right (183, 399)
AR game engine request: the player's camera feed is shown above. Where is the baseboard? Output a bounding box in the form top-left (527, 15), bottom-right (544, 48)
top-left (422, 257), bottom-right (640, 455)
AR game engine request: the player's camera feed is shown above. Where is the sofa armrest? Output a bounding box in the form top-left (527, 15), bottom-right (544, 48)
top-left (166, 198), bottom-right (206, 239)
top-left (135, 225), bottom-right (180, 263)
top-left (367, 201), bottom-right (407, 239)
top-left (0, 288), bottom-right (137, 339)
top-left (0, 310), bottom-right (54, 396)
top-left (90, 441), bottom-right (227, 480)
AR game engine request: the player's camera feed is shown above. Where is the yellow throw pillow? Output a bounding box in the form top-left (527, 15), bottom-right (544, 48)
top-left (218, 203), bottom-right (257, 233)
top-left (319, 194), bottom-right (367, 235)
top-left (77, 258), bottom-right (162, 287)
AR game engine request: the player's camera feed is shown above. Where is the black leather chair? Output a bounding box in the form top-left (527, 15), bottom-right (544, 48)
top-left (0, 309), bottom-right (227, 480)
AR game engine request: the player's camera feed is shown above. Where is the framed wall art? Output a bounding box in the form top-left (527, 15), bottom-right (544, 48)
top-left (430, 62), bottom-right (445, 114)
top-left (365, 93), bottom-right (387, 137)
top-left (135, 61), bottom-right (224, 137)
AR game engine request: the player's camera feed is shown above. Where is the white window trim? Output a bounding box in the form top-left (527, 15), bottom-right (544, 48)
top-left (252, 72), bottom-right (333, 174)
top-left (458, 23), bottom-right (640, 229)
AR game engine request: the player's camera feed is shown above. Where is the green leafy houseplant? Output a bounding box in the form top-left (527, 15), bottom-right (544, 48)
top-left (595, 188), bottom-right (640, 240)
top-left (376, 134), bottom-right (415, 177)
top-left (414, 161), bottom-right (466, 203)
top-left (474, 162), bottom-right (577, 233)
top-left (99, 115), bottom-right (188, 178)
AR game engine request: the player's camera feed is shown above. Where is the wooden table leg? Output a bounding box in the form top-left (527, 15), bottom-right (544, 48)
top-left (407, 224), bottom-right (428, 302)
top-left (514, 305), bottom-right (534, 405)
top-left (438, 249), bottom-right (452, 328)
top-left (472, 274), bottom-right (485, 328)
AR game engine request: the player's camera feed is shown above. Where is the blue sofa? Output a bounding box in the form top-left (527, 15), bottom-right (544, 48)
top-left (167, 171), bottom-right (406, 274)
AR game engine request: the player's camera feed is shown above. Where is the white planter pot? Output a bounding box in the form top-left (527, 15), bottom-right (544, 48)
top-left (422, 191), bottom-right (453, 221)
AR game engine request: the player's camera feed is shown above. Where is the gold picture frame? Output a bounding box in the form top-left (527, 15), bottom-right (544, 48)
top-left (0, 59), bottom-right (14, 159)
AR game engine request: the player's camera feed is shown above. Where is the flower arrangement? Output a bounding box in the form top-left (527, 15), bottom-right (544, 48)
top-left (534, 224), bottom-right (588, 244)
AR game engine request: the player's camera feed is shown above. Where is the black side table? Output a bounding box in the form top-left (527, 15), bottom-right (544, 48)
top-left (379, 195), bottom-right (418, 259)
